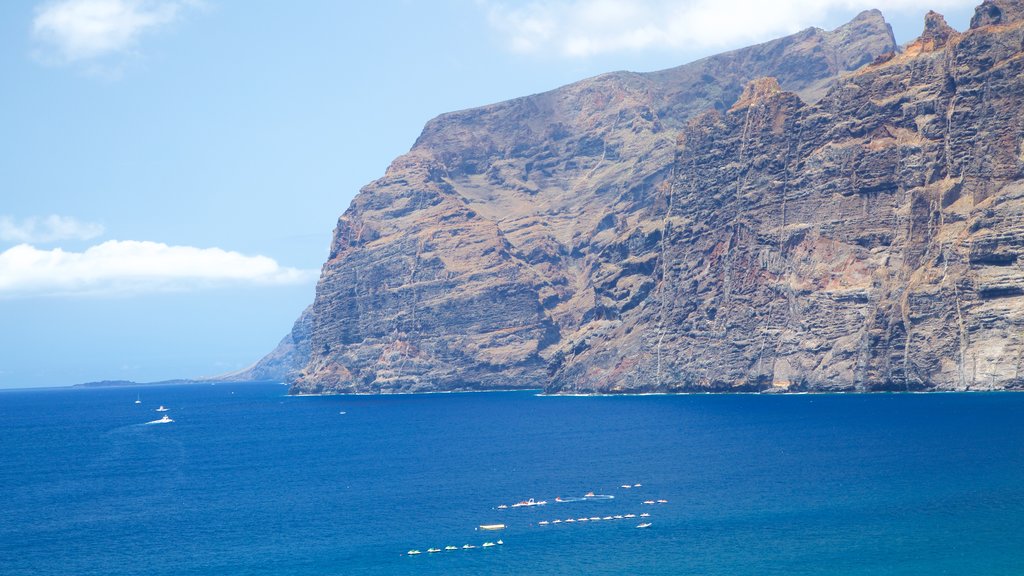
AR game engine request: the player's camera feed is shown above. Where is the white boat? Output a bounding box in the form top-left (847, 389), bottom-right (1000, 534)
top-left (146, 415), bottom-right (173, 424)
top-left (657, 499), bottom-right (668, 503)
top-left (614, 515), bottom-right (623, 519)
top-left (496, 540), bottom-right (503, 545)
top-left (155, 406), bottom-right (169, 412)
top-left (134, 395), bottom-right (141, 405)
top-left (462, 544), bottom-right (476, 549)
top-left (538, 521), bottom-right (549, 525)
top-left (511, 498), bottom-right (546, 508)
top-left (624, 514), bottom-right (636, 518)
top-left (479, 523), bottom-right (505, 531)
top-left (564, 518), bottom-right (575, 523)
top-left (643, 500), bottom-right (656, 505)
top-left (407, 550), bottom-right (421, 556)
top-left (444, 546), bottom-right (458, 551)
top-left (602, 516), bottom-right (613, 520)
top-left (636, 522), bottom-right (652, 529)
top-left (482, 542), bottom-right (495, 548)
top-left (427, 548), bottom-right (441, 553)
top-left (633, 483), bottom-right (642, 487)
top-left (621, 484), bottom-right (631, 488)
top-left (497, 504), bottom-right (508, 509)
top-left (640, 513), bottom-right (650, 517)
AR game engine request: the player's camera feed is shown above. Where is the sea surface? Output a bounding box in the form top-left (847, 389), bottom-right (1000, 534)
top-left (1, 383), bottom-right (1023, 575)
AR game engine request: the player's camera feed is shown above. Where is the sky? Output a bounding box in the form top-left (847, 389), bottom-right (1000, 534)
top-left (0, 0), bottom-right (981, 388)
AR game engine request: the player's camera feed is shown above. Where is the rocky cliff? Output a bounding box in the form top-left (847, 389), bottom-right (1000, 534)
top-left (250, 2), bottom-right (1024, 394)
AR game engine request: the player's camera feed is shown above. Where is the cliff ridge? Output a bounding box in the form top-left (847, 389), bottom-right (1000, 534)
top-left (245, 4), bottom-right (1024, 394)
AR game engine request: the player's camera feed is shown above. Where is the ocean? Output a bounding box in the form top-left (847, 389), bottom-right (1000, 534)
top-left (1, 383), bottom-right (1023, 575)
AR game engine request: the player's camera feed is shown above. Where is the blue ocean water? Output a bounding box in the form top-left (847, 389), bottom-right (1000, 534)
top-left (1, 383), bottom-right (1023, 575)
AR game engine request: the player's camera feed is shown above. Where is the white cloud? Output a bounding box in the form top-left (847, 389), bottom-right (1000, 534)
top-left (484, 0), bottom-right (979, 58)
top-left (32, 0), bottom-right (197, 63)
top-left (0, 215), bottom-right (105, 244)
top-left (0, 240), bottom-right (316, 298)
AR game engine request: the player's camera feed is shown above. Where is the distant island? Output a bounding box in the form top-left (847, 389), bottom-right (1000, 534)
top-left (229, 1), bottom-right (1024, 396)
top-left (74, 379), bottom-right (210, 388)
top-left (73, 378), bottom-right (279, 388)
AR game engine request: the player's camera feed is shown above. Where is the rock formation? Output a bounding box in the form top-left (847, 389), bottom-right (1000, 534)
top-left (247, 3), bottom-right (1024, 394)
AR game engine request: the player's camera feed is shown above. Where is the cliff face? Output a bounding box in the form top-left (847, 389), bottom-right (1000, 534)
top-left (550, 2), bottom-right (1024, 393)
top-left (255, 2), bottom-right (1024, 394)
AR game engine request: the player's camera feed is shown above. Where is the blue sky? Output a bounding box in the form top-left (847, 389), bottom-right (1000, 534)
top-left (0, 0), bottom-right (979, 388)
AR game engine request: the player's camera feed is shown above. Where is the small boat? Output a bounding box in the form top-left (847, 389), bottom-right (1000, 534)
top-left (636, 522), bottom-right (652, 529)
top-left (407, 550), bottom-right (421, 556)
top-left (511, 498), bottom-right (546, 507)
top-left (146, 415), bottom-right (173, 424)
top-left (538, 521), bottom-right (549, 526)
top-left (339, 411), bottom-right (346, 415)
top-left (462, 544), bottom-right (476, 549)
top-left (427, 548), bottom-right (441, 553)
top-left (496, 540), bottom-right (503, 545)
top-left (497, 504), bottom-right (508, 509)
top-left (584, 491), bottom-right (595, 497)
top-left (621, 484), bottom-right (631, 489)
top-left (552, 519), bottom-right (562, 524)
top-left (657, 499), bottom-right (668, 504)
top-left (602, 516), bottom-right (613, 520)
top-left (578, 517), bottom-right (589, 522)
top-left (633, 483), bottom-right (642, 487)
top-left (640, 513), bottom-right (650, 517)
top-left (444, 546), bottom-right (458, 551)
top-left (613, 515), bottom-right (623, 519)
top-left (479, 524), bottom-right (506, 531)
top-left (482, 542), bottom-right (495, 548)
top-left (565, 518), bottom-right (575, 523)
top-left (643, 500), bottom-right (656, 505)
top-left (134, 394), bottom-right (141, 405)
top-left (589, 517), bottom-right (600, 521)
top-left (155, 405), bottom-right (169, 412)
top-left (624, 514), bottom-right (636, 518)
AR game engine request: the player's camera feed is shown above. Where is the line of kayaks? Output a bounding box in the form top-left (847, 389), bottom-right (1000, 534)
top-left (537, 512), bottom-right (651, 526)
top-left (408, 540), bottom-right (503, 555)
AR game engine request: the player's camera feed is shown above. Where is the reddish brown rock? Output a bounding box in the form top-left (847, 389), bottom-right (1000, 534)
top-left (245, 5), bottom-right (1024, 394)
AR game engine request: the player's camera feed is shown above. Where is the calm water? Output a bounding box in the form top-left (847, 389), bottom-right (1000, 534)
top-left (1, 383), bottom-right (1023, 575)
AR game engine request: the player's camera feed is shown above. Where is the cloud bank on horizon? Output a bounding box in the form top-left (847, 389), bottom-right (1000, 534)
top-left (0, 239), bottom-right (316, 298)
top-left (484, 0), bottom-right (979, 58)
top-left (32, 0), bottom-right (200, 64)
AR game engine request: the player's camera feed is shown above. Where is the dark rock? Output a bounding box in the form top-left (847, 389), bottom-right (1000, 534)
top-left (970, 0), bottom-right (1024, 28)
top-left (258, 3), bottom-right (1024, 394)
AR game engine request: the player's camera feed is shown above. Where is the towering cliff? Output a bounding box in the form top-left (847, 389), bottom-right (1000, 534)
top-left (249, 2), bottom-right (1024, 394)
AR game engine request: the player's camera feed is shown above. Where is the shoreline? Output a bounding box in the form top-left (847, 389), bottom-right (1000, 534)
top-left (287, 387), bottom-right (1023, 398)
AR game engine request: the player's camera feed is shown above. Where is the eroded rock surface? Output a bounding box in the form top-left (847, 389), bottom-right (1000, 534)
top-left (249, 5), bottom-right (1024, 394)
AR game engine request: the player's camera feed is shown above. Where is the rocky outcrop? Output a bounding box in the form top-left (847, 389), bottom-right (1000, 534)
top-left (219, 306), bottom-right (314, 383)
top-left (253, 5), bottom-right (1024, 394)
top-left (550, 5), bottom-right (1024, 393)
